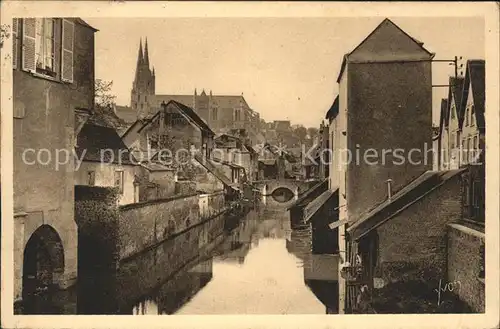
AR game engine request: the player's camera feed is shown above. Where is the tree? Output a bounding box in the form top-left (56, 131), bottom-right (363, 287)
top-left (90, 79), bottom-right (126, 129)
top-left (307, 127), bottom-right (319, 139)
top-left (293, 125), bottom-right (308, 143)
top-left (95, 79), bottom-right (117, 109)
top-left (0, 24), bottom-right (10, 49)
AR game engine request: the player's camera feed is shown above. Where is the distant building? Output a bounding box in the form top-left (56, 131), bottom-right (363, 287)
top-left (114, 38), bottom-right (262, 143)
top-left (213, 133), bottom-right (258, 182)
top-left (439, 76), bottom-right (466, 170)
top-left (438, 60), bottom-right (485, 170)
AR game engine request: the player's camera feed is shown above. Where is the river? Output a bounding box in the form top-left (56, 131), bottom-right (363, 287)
top-left (19, 196), bottom-right (339, 315)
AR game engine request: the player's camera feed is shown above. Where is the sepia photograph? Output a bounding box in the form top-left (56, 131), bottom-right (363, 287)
top-left (1, 1), bottom-right (499, 328)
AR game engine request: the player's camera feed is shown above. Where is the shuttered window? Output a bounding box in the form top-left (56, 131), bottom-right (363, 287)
top-left (12, 18), bottom-right (19, 68)
top-left (21, 18), bottom-right (69, 81)
top-left (61, 19), bottom-right (74, 82)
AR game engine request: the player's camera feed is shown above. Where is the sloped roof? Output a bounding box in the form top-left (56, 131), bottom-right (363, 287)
top-left (114, 105), bottom-right (137, 124)
top-left (304, 188), bottom-right (338, 223)
top-left (459, 60), bottom-right (485, 133)
top-left (347, 169), bottom-right (465, 241)
top-left (75, 18), bottom-right (99, 32)
top-left (76, 123), bottom-right (136, 165)
top-left (450, 76), bottom-right (466, 124)
top-left (286, 178), bottom-right (328, 210)
top-left (193, 153), bottom-right (238, 190)
top-left (325, 95), bottom-right (339, 120)
top-left (153, 94), bottom-right (250, 110)
top-left (170, 100), bottom-right (214, 134)
top-left (259, 159), bottom-right (277, 166)
top-left (135, 100), bottom-right (214, 136)
top-left (336, 18), bottom-right (434, 83)
top-left (140, 162), bottom-right (174, 172)
top-left (439, 98), bottom-right (449, 135)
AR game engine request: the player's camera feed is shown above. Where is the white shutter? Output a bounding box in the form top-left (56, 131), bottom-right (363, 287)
top-left (61, 19), bottom-right (74, 83)
top-left (21, 18), bottom-right (36, 72)
top-left (12, 18), bottom-right (19, 69)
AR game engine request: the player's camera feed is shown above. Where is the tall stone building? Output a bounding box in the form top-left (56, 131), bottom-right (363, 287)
top-left (124, 38), bottom-right (262, 143)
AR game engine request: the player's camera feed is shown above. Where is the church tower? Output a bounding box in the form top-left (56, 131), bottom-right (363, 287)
top-left (131, 38), bottom-right (155, 119)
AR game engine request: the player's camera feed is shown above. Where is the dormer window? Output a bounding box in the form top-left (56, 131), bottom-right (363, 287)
top-left (465, 107), bottom-right (469, 126)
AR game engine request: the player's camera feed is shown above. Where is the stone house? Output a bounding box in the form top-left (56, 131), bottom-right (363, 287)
top-left (438, 60), bottom-right (485, 171)
top-left (120, 100), bottom-right (233, 194)
top-left (344, 166), bottom-right (485, 313)
top-left (213, 133), bottom-right (258, 182)
top-left (74, 123), bottom-right (139, 205)
top-left (323, 18), bottom-right (435, 313)
top-left (457, 60), bottom-right (485, 167)
top-left (439, 77), bottom-right (466, 170)
top-left (12, 17), bottom-right (97, 306)
top-left (121, 100), bottom-right (215, 168)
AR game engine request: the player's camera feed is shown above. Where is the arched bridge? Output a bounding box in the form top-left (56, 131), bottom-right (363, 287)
top-left (253, 179), bottom-right (312, 197)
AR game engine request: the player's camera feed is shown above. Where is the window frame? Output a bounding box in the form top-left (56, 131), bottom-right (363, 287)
top-left (87, 171), bottom-right (96, 186)
top-left (35, 18), bottom-right (57, 78)
top-left (114, 170), bottom-right (124, 194)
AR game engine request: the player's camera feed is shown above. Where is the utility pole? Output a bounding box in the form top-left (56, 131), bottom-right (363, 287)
top-left (432, 56), bottom-right (463, 88)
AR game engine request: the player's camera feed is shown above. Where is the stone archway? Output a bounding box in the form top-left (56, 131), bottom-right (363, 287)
top-left (22, 225), bottom-right (65, 300)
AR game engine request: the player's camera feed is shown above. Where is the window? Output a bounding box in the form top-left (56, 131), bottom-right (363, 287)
top-left (87, 171), bottom-right (95, 186)
top-left (19, 18), bottom-right (74, 82)
top-left (114, 170), bottom-right (124, 194)
top-left (469, 137), bottom-right (473, 162)
top-left (234, 109), bottom-right (241, 121)
top-left (466, 138), bottom-right (471, 164)
top-left (465, 108), bottom-right (469, 126)
top-left (451, 105), bottom-right (455, 119)
top-left (35, 18), bottom-right (55, 74)
top-left (471, 105), bottom-right (476, 126)
top-left (212, 108), bottom-right (218, 121)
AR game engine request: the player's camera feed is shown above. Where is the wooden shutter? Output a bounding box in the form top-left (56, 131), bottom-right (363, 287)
top-left (21, 18), bottom-right (36, 72)
top-left (61, 19), bottom-right (74, 82)
top-left (12, 18), bottom-right (19, 69)
top-left (53, 19), bottom-right (62, 80)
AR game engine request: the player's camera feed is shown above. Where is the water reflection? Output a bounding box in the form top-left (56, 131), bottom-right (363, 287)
top-left (271, 187), bottom-right (295, 203)
top-left (21, 199), bottom-right (339, 314)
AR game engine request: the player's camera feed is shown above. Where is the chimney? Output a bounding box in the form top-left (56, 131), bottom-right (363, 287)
top-left (386, 179), bottom-right (393, 201)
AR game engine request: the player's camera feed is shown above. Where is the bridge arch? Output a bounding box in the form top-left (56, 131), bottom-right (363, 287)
top-left (22, 224), bottom-right (65, 300)
top-left (254, 179), bottom-right (311, 197)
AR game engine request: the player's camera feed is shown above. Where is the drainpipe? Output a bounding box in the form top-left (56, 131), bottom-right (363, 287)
top-left (386, 179), bottom-right (393, 202)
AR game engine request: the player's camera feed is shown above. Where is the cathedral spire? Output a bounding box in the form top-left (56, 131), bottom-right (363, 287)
top-left (144, 37), bottom-right (150, 68)
top-left (137, 38), bottom-right (144, 66)
top-left (134, 38), bottom-right (144, 82)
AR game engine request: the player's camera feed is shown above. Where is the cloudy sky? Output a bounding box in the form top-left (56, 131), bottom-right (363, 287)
top-left (84, 17), bottom-right (484, 127)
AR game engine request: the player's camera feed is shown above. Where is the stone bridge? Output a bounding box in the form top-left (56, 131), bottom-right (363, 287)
top-left (253, 179), bottom-right (312, 197)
